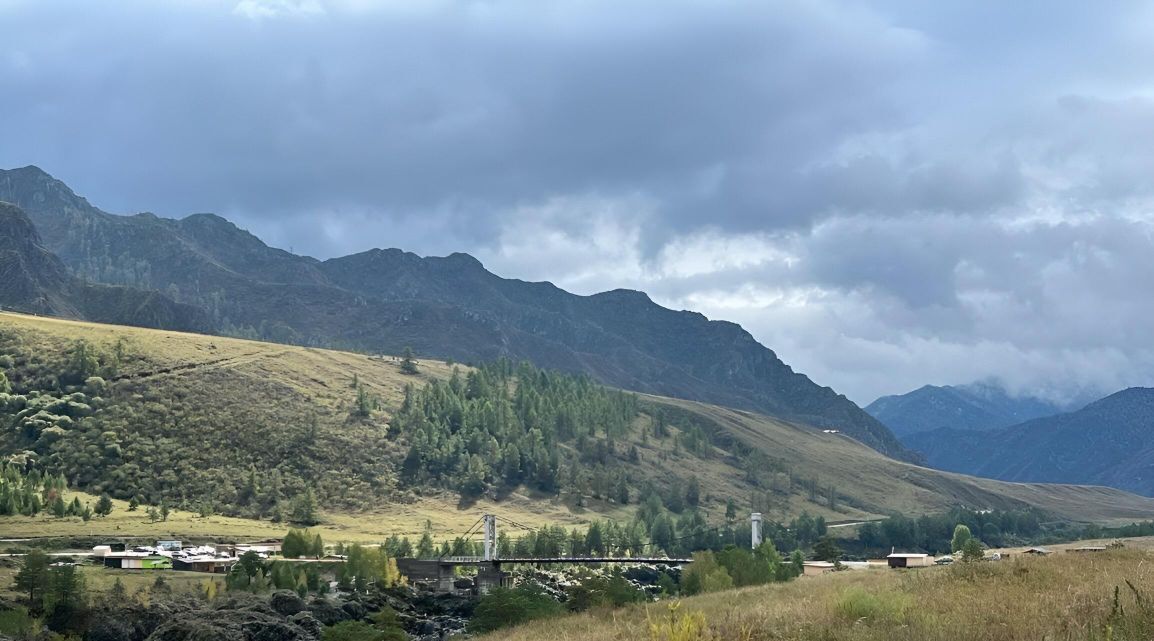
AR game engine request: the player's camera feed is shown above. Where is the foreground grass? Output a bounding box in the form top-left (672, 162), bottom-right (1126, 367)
top-left (481, 548), bottom-right (1154, 641)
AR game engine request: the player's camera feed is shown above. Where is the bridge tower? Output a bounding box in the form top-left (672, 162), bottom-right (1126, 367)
top-left (751, 512), bottom-right (763, 549)
top-left (482, 514), bottom-right (498, 561)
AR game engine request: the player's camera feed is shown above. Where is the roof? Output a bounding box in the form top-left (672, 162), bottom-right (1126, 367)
top-left (887, 553), bottom-right (930, 558)
top-left (803, 561), bottom-right (836, 567)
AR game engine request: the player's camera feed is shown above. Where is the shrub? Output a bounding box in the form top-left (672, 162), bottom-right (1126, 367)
top-left (647, 603), bottom-right (714, 641)
top-left (834, 587), bottom-right (911, 624)
top-left (470, 584), bottom-right (564, 633)
top-left (681, 551), bottom-right (734, 596)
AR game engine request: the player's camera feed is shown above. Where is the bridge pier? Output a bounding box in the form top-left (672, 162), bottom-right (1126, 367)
top-left (476, 563), bottom-right (507, 594)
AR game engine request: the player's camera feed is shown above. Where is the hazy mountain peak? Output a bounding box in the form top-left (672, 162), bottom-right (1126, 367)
top-left (866, 380), bottom-right (1065, 438)
top-left (906, 386), bottom-right (1154, 496)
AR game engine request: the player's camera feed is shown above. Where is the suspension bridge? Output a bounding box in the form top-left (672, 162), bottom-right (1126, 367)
top-left (396, 512), bottom-right (768, 592)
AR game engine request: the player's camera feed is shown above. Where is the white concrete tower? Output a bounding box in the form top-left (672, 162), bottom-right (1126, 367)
top-left (751, 512), bottom-right (763, 549)
top-left (482, 514), bottom-right (498, 561)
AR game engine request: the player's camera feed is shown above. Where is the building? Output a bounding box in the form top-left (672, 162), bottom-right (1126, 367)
top-left (802, 561), bottom-right (836, 577)
top-left (887, 553), bottom-right (934, 568)
top-left (1023, 547), bottom-right (1051, 555)
top-left (172, 556), bottom-right (237, 573)
top-left (157, 540), bottom-right (183, 551)
top-left (104, 554), bottom-right (173, 570)
top-left (226, 539), bottom-right (283, 557)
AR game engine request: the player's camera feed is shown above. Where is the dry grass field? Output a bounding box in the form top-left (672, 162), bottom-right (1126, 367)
top-left (482, 545), bottom-right (1154, 641)
top-left (0, 487), bottom-right (630, 544)
top-left (0, 559), bottom-right (219, 601)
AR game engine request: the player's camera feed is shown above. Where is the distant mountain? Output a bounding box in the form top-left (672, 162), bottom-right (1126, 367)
top-left (905, 388), bottom-right (1154, 496)
top-left (0, 201), bottom-right (210, 332)
top-left (866, 381), bottom-right (1066, 438)
top-left (0, 165), bottom-right (911, 459)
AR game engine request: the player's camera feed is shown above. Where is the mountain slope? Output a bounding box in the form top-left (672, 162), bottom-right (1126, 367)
top-left (3, 311), bottom-right (1152, 525)
top-left (0, 201), bottom-right (211, 332)
top-left (905, 388), bottom-right (1154, 496)
top-left (0, 165), bottom-right (908, 459)
top-left (866, 381), bottom-right (1065, 438)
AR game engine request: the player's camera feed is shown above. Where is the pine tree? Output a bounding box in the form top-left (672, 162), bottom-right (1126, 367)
top-left (400, 347), bottom-right (419, 375)
top-left (685, 476), bottom-right (701, 507)
top-left (110, 577), bottom-right (127, 601)
top-left (951, 524), bottom-right (973, 553)
top-left (14, 550), bottom-right (50, 611)
top-left (95, 493), bottom-right (113, 517)
top-left (416, 528), bottom-right (435, 558)
top-left (291, 489), bottom-right (319, 525)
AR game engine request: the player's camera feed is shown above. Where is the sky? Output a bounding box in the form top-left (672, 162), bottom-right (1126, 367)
top-left (3, 0), bottom-right (1154, 405)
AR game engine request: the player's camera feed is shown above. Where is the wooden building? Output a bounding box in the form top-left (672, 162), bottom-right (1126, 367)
top-left (887, 553), bottom-right (934, 568)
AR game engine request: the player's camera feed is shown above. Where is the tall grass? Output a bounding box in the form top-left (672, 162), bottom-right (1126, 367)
top-left (480, 548), bottom-right (1154, 641)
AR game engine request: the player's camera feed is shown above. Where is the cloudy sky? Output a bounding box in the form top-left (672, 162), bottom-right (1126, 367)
top-left (3, 0), bottom-right (1154, 405)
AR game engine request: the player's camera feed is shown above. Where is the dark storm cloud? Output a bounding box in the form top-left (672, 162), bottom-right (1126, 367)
top-left (2, 0), bottom-right (1154, 402)
top-left (0, 0), bottom-right (933, 251)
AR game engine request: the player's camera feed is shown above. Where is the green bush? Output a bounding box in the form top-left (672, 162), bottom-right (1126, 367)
top-left (470, 584), bottom-right (564, 633)
top-left (680, 551), bottom-right (734, 596)
top-left (834, 587), bottom-right (911, 623)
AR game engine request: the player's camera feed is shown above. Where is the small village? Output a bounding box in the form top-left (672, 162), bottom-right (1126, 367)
top-left (75, 532), bottom-right (1118, 584)
top-left (90, 539), bottom-right (286, 574)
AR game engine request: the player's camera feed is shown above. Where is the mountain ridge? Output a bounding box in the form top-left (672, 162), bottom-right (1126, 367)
top-left (0, 165), bottom-right (912, 459)
top-left (0, 201), bottom-right (211, 333)
top-left (866, 381), bottom-right (1066, 438)
top-left (905, 387), bottom-right (1154, 496)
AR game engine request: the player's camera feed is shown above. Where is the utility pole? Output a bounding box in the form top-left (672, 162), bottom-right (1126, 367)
top-left (751, 512), bottom-right (763, 549)
top-left (482, 514), bottom-right (498, 561)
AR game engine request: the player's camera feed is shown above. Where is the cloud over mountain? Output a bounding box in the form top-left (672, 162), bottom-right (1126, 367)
top-left (3, 0), bottom-right (1154, 402)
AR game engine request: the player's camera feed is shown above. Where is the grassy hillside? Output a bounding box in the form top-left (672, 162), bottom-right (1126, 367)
top-left (664, 398), bottom-right (1154, 524)
top-left (0, 486), bottom-right (608, 544)
top-left (1, 311), bottom-right (1152, 546)
top-left (478, 546), bottom-right (1154, 641)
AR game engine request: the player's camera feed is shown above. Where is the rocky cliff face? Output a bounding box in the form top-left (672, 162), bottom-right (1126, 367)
top-left (0, 200), bottom-right (211, 333)
top-left (0, 165), bottom-right (910, 459)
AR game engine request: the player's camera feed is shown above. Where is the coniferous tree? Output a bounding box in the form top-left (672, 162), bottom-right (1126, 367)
top-left (400, 347), bottom-right (419, 375)
top-left (95, 493), bottom-right (113, 517)
top-left (14, 550), bottom-right (50, 611)
top-left (685, 476), bottom-right (701, 507)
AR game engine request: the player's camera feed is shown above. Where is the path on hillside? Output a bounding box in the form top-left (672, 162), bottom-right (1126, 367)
top-left (108, 349), bottom-right (290, 383)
